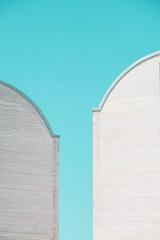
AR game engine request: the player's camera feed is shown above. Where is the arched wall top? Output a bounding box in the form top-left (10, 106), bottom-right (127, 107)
top-left (93, 50), bottom-right (160, 112)
top-left (0, 80), bottom-right (59, 138)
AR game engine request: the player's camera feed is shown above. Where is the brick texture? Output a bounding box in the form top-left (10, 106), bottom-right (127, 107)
top-left (0, 83), bottom-right (59, 240)
top-left (93, 55), bottom-right (160, 239)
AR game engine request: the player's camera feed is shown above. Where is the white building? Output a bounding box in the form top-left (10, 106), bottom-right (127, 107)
top-left (93, 52), bottom-right (160, 240)
top-left (0, 81), bottom-right (59, 240)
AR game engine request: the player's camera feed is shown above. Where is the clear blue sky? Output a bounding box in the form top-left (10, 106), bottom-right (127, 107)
top-left (0, 0), bottom-right (160, 239)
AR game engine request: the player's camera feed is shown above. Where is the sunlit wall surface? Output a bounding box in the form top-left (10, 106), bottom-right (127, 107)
top-left (0, 82), bottom-right (59, 240)
top-left (93, 53), bottom-right (160, 239)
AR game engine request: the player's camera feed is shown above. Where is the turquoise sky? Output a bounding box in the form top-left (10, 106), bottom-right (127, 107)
top-left (0, 0), bottom-right (160, 239)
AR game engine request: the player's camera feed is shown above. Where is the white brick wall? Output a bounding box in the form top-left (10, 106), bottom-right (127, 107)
top-left (93, 54), bottom-right (160, 239)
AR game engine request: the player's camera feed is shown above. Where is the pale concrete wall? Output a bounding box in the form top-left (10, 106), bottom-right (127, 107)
top-left (0, 83), bottom-right (59, 240)
top-left (93, 54), bottom-right (160, 239)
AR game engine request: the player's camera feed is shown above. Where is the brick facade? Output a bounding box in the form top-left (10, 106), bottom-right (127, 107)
top-left (0, 82), bottom-right (59, 240)
top-left (93, 53), bottom-right (160, 239)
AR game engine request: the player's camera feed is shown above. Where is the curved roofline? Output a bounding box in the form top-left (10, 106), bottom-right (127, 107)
top-left (0, 80), bottom-right (59, 138)
top-left (93, 50), bottom-right (160, 112)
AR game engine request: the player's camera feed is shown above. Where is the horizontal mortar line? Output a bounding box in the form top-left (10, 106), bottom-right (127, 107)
top-left (0, 211), bottom-right (54, 215)
top-left (93, 223), bottom-right (160, 228)
top-left (0, 161), bottom-right (54, 167)
top-left (0, 186), bottom-right (54, 192)
top-left (0, 184), bottom-right (56, 188)
top-left (1, 170), bottom-right (54, 177)
top-left (0, 230), bottom-right (54, 235)
top-left (94, 174), bottom-right (160, 179)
